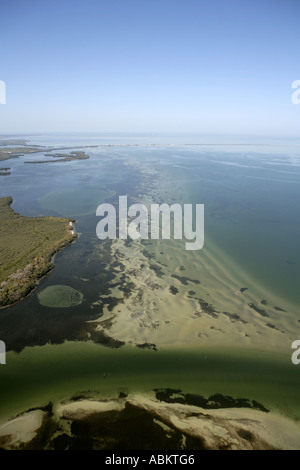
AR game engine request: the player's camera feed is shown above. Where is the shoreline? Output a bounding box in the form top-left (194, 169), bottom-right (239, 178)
top-left (1, 390), bottom-right (300, 450)
top-left (1, 340), bottom-right (298, 426)
top-left (0, 197), bottom-right (77, 308)
top-left (1, 141), bottom-right (299, 450)
top-left (0, 236), bottom-right (77, 311)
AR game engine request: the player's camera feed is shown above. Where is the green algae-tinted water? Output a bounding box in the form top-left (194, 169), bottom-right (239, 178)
top-left (0, 342), bottom-right (299, 424)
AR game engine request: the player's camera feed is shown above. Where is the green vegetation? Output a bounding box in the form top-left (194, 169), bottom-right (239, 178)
top-left (0, 196), bottom-right (76, 306)
top-left (25, 150), bottom-right (90, 164)
top-left (0, 139), bottom-right (90, 164)
top-left (0, 146), bottom-right (41, 162)
top-left (0, 167), bottom-right (10, 176)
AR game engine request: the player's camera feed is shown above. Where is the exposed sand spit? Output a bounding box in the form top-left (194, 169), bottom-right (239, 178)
top-left (1, 393), bottom-right (299, 450)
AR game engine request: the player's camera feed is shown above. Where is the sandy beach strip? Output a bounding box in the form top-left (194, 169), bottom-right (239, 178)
top-left (1, 393), bottom-right (299, 450)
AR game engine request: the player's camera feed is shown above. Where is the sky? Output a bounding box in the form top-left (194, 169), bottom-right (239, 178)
top-left (0, 0), bottom-right (300, 136)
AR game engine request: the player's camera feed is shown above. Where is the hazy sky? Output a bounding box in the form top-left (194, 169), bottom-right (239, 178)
top-left (1, 0), bottom-right (300, 136)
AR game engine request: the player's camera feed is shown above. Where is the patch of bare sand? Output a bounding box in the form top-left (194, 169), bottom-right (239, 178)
top-left (127, 395), bottom-right (300, 450)
top-left (57, 398), bottom-right (125, 420)
top-left (128, 393), bottom-right (300, 450)
top-left (1, 394), bottom-right (300, 450)
top-left (0, 410), bottom-right (46, 450)
top-left (53, 395), bottom-right (300, 450)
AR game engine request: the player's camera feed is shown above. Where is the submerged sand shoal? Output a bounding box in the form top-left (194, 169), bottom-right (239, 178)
top-left (87, 157), bottom-right (299, 355)
top-left (1, 393), bottom-right (300, 450)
